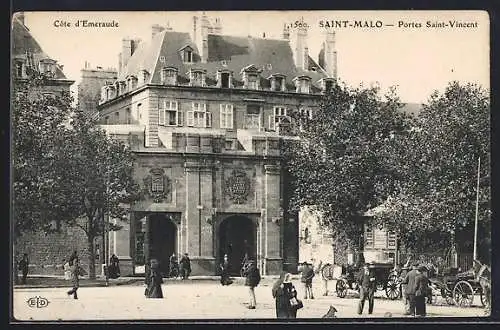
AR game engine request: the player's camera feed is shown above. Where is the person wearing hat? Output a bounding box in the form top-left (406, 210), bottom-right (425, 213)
top-left (357, 262), bottom-right (376, 315)
top-left (402, 263), bottom-right (419, 316)
top-left (272, 272), bottom-right (300, 318)
top-left (145, 258), bottom-right (164, 298)
top-left (414, 265), bottom-right (429, 316)
top-left (244, 260), bottom-right (261, 309)
top-left (179, 253), bottom-right (191, 280)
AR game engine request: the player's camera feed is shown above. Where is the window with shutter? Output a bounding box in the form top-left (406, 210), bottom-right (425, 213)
top-left (177, 110), bottom-right (183, 126)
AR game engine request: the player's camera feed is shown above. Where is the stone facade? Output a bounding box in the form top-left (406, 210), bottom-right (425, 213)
top-left (298, 207), bottom-right (334, 265)
top-left (78, 64), bottom-right (117, 115)
top-left (96, 14), bottom-right (337, 276)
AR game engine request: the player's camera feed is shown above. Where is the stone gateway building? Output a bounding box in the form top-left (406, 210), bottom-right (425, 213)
top-left (97, 14), bottom-right (337, 276)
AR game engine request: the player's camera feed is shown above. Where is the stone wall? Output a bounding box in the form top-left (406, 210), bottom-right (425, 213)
top-left (14, 223), bottom-right (102, 276)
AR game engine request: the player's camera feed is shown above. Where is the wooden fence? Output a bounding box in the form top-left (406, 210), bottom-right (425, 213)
top-left (399, 252), bottom-right (473, 272)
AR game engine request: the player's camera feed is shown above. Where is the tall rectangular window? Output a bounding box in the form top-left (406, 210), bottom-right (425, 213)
top-left (245, 104), bottom-right (261, 130)
top-left (269, 106), bottom-right (288, 130)
top-left (365, 226), bottom-right (374, 248)
top-left (187, 102), bottom-right (211, 128)
top-left (220, 104), bottom-right (233, 129)
top-left (126, 108), bottom-right (131, 124)
top-left (159, 100), bottom-right (180, 126)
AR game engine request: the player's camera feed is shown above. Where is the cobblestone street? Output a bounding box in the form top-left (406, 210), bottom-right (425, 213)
top-left (13, 278), bottom-right (486, 321)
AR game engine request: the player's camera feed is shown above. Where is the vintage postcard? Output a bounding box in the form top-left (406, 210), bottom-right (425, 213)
top-left (11, 10), bottom-right (490, 321)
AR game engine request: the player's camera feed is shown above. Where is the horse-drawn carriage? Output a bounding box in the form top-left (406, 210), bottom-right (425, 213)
top-left (386, 260), bottom-right (490, 307)
top-left (330, 262), bottom-right (401, 299)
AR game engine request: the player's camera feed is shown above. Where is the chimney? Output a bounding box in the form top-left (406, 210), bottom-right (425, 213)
top-left (151, 24), bottom-right (165, 39)
top-left (290, 18), bottom-right (309, 70)
top-left (282, 24), bottom-right (290, 40)
top-left (16, 12), bottom-right (25, 25)
top-left (213, 17), bottom-right (222, 34)
top-left (121, 39), bottom-right (133, 73)
top-left (323, 29), bottom-right (337, 78)
top-left (193, 13), bottom-right (209, 63)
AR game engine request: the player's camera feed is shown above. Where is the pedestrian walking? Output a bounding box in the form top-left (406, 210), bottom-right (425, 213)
top-left (179, 253), bottom-right (191, 280)
top-left (18, 253), bottom-right (29, 285)
top-left (300, 261), bottom-right (315, 299)
top-left (244, 260), bottom-right (261, 309)
top-left (169, 253), bottom-right (178, 278)
top-left (402, 264), bottom-right (419, 316)
top-left (272, 272), bottom-right (301, 319)
top-left (66, 251), bottom-right (80, 299)
top-left (220, 254), bottom-right (233, 285)
top-left (414, 265), bottom-right (429, 317)
top-left (109, 254), bottom-right (120, 279)
top-left (357, 263), bottom-right (376, 315)
top-left (145, 258), bottom-right (163, 298)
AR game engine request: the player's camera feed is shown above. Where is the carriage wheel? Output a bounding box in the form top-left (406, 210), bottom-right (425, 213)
top-left (453, 281), bottom-right (474, 307)
top-left (385, 278), bottom-right (400, 300)
top-left (336, 279), bottom-right (348, 298)
top-left (480, 291), bottom-right (487, 307)
top-left (441, 288), bottom-right (455, 305)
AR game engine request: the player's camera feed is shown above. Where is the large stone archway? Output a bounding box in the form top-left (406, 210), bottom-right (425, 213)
top-left (218, 215), bottom-right (256, 276)
top-left (148, 213), bottom-right (178, 276)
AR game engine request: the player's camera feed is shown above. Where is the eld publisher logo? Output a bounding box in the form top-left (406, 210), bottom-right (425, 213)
top-left (27, 296), bottom-right (50, 308)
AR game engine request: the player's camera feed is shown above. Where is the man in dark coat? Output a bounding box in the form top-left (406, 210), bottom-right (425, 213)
top-left (402, 264), bottom-right (419, 316)
top-left (300, 262), bottom-right (315, 299)
top-left (169, 253), bottom-right (178, 278)
top-left (357, 263), bottom-right (376, 315)
top-left (67, 252), bottom-right (80, 299)
top-left (414, 265), bottom-right (429, 317)
top-left (18, 253), bottom-right (29, 285)
top-left (244, 260), bottom-right (261, 309)
top-left (145, 258), bottom-right (163, 298)
top-left (179, 253), bottom-right (191, 280)
top-left (220, 254), bottom-right (232, 285)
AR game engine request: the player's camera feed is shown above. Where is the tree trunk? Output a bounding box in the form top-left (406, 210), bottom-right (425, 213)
top-left (87, 235), bottom-right (96, 280)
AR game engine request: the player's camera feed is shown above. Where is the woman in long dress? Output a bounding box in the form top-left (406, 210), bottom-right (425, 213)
top-left (145, 259), bottom-right (163, 298)
top-left (272, 272), bottom-right (298, 318)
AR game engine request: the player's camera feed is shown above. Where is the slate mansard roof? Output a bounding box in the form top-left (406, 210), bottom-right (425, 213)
top-left (12, 17), bottom-right (71, 81)
top-left (118, 30), bottom-right (329, 91)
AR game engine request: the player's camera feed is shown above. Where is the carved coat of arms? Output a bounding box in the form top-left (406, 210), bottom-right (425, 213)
top-left (225, 169), bottom-right (251, 204)
top-left (143, 168), bottom-right (170, 203)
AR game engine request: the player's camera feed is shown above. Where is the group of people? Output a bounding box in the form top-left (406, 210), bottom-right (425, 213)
top-left (401, 264), bottom-right (430, 317)
top-left (168, 253), bottom-right (191, 280)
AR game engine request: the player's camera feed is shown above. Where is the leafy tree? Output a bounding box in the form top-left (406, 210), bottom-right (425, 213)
top-left (12, 70), bottom-right (140, 279)
top-left (12, 72), bottom-right (76, 238)
top-left (59, 109), bottom-right (141, 279)
top-left (372, 82), bottom-right (490, 261)
top-left (283, 82), bottom-right (411, 256)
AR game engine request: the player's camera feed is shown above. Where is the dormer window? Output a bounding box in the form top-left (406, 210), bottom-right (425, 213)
top-left (138, 70), bottom-right (150, 85)
top-left (118, 81), bottom-right (126, 95)
top-left (114, 81), bottom-right (120, 96)
top-left (293, 75), bottom-right (312, 94)
top-left (180, 45), bottom-right (195, 63)
top-left (39, 59), bottom-right (56, 76)
top-left (189, 69), bottom-right (206, 87)
top-left (217, 70), bottom-right (232, 88)
top-left (241, 65), bottom-right (262, 90)
top-left (160, 67), bottom-right (178, 85)
top-left (127, 75), bottom-right (138, 91)
top-left (318, 78), bottom-right (335, 93)
top-left (14, 60), bottom-right (25, 78)
top-left (268, 74), bottom-right (287, 92)
top-left (107, 85), bottom-right (116, 99)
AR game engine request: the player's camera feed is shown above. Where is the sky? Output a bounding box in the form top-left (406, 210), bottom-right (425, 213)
top-left (20, 11), bottom-right (489, 104)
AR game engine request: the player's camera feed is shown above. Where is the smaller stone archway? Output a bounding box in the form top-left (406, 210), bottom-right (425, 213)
top-left (148, 213), bottom-right (178, 276)
top-left (218, 215), bottom-right (256, 276)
